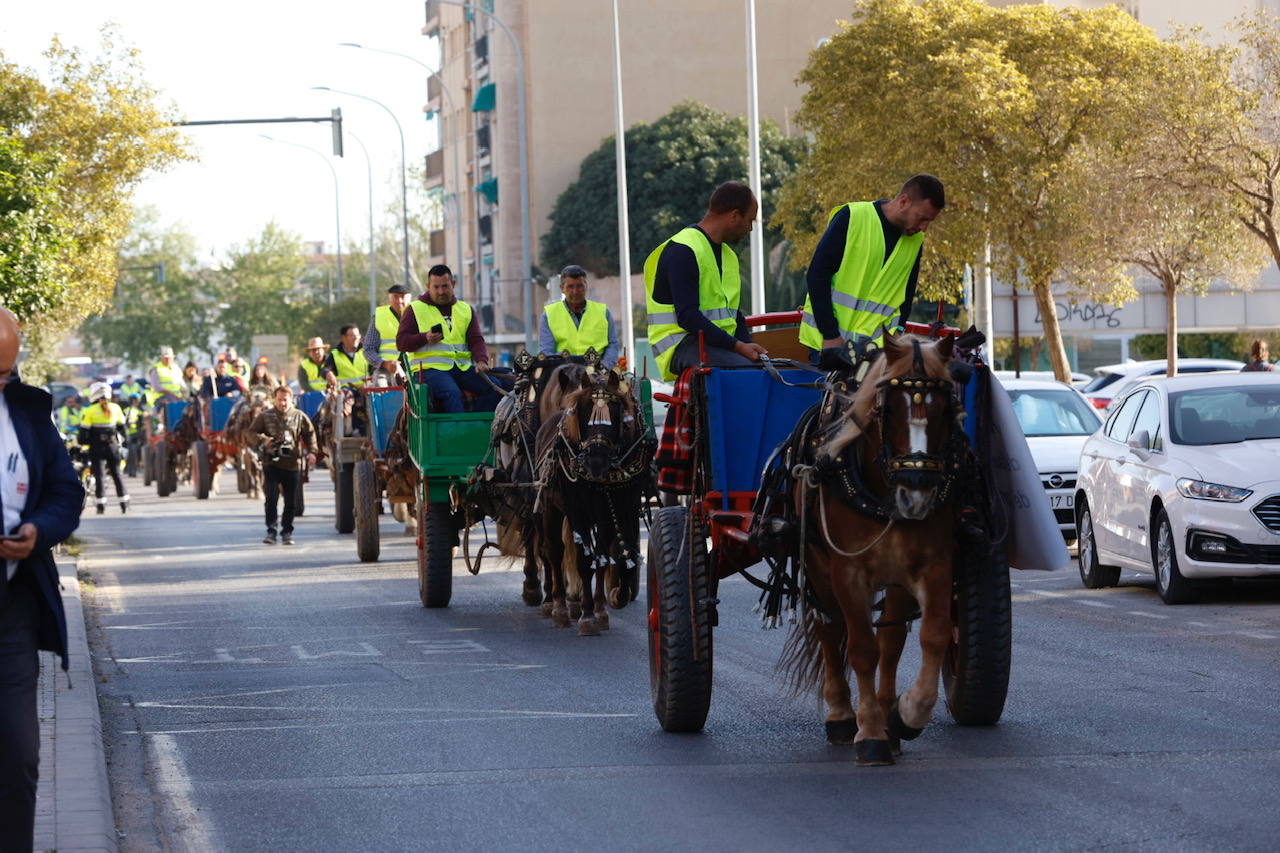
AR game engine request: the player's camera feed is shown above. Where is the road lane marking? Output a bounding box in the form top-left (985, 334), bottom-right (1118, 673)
top-left (1029, 590), bottom-right (1066, 598)
top-left (1187, 621), bottom-right (1211, 627)
top-left (149, 733), bottom-right (219, 848)
top-left (291, 642), bottom-right (383, 660)
top-left (407, 639), bottom-right (490, 654)
top-left (133, 710), bottom-right (636, 736)
top-left (1242, 632), bottom-right (1277, 640)
top-left (1072, 600), bottom-right (1114, 608)
top-left (1127, 611), bottom-right (1169, 620)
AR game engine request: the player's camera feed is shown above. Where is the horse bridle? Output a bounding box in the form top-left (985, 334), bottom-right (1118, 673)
top-left (558, 382), bottom-right (653, 487)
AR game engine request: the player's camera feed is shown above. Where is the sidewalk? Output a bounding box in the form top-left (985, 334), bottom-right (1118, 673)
top-left (32, 564), bottom-right (117, 853)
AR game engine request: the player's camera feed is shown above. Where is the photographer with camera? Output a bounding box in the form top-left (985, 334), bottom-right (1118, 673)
top-left (248, 386), bottom-right (316, 545)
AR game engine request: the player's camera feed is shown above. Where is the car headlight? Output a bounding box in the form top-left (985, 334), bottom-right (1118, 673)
top-left (1175, 478), bottom-right (1252, 503)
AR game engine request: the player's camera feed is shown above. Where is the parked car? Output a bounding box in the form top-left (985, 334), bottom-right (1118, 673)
top-left (1001, 377), bottom-right (1103, 542)
top-left (994, 369), bottom-right (1090, 386)
top-left (1080, 359), bottom-right (1245, 411)
top-left (44, 382), bottom-right (81, 407)
top-left (1074, 373), bottom-right (1280, 603)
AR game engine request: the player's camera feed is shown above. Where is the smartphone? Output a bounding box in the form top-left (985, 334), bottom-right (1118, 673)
top-left (0, 533), bottom-right (24, 541)
top-left (430, 323), bottom-right (444, 335)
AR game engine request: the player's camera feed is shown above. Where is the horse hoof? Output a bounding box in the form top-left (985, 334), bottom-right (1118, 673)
top-left (522, 584), bottom-right (542, 607)
top-left (595, 611), bottom-right (609, 630)
top-left (855, 739), bottom-right (895, 766)
top-left (568, 601), bottom-right (582, 620)
top-left (888, 698), bottom-right (925, 743)
top-left (577, 617), bottom-right (601, 637)
top-left (825, 718), bottom-right (858, 745)
top-left (552, 607), bottom-right (571, 628)
top-left (539, 601), bottom-right (555, 618)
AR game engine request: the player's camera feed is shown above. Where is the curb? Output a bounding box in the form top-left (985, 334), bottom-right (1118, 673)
top-left (32, 561), bottom-right (117, 853)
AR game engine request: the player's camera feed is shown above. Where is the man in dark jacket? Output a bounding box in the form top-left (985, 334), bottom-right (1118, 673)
top-left (248, 385), bottom-right (316, 545)
top-left (0, 307), bottom-right (84, 850)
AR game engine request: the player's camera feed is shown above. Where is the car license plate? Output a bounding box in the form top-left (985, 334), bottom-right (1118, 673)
top-left (1050, 494), bottom-right (1074, 509)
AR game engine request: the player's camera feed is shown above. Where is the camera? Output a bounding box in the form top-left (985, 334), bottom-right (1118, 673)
top-left (264, 432), bottom-right (298, 465)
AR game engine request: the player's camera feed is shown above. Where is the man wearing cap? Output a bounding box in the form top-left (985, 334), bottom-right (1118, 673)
top-left (298, 338), bottom-right (330, 392)
top-left (644, 181), bottom-right (768, 381)
top-left (0, 307), bottom-right (84, 850)
top-left (149, 346), bottom-right (185, 401)
top-left (539, 265), bottom-right (621, 368)
top-left (364, 283), bottom-right (412, 383)
top-left (396, 264), bottom-right (503, 413)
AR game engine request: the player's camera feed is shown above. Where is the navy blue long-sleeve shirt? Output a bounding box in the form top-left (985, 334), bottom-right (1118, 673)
top-left (805, 200), bottom-right (921, 340)
top-left (651, 225), bottom-right (750, 351)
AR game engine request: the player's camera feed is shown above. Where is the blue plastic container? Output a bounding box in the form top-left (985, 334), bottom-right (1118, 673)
top-left (297, 391), bottom-right (324, 420)
top-left (209, 397), bottom-right (236, 432)
top-left (367, 389), bottom-right (405, 455)
top-left (702, 368), bottom-right (820, 507)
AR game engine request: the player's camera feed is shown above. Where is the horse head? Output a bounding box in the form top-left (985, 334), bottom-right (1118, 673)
top-left (863, 331), bottom-right (958, 521)
top-left (562, 368), bottom-right (642, 482)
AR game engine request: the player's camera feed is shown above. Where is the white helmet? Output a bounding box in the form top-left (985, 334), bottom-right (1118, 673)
top-left (88, 381), bottom-right (112, 402)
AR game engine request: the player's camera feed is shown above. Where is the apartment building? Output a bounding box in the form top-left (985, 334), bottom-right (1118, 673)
top-left (986, 0), bottom-right (1280, 38)
top-left (420, 0), bottom-right (852, 349)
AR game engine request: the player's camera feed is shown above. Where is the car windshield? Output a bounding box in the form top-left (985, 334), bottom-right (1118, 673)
top-left (1169, 386), bottom-right (1280, 445)
top-left (1008, 389), bottom-right (1100, 437)
top-left (1083, 372), bottom-right (1123, 393)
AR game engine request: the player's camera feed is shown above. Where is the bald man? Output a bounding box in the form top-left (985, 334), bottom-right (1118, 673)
top-left (0, 307), bottom-right (84, 848)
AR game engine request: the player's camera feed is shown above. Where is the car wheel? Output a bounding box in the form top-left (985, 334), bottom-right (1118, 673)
top-left (1153, 510), bottom-right (1197, 605)
top-left (1077, 501), bottom-right (1121, 589)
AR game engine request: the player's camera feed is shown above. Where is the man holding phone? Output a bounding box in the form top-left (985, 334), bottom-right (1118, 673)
top-left (0, 306), bottom-right (84, 849)
top-left (395, 264), bottom-right (505, 413)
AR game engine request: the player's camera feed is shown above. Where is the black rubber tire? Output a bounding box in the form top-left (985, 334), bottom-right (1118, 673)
top-left (334, 464), bottom-right (355, 534)
top-left (647, 505), bottom-right (713, 733)
top-left (1153, 510), bottom-right (1198, 605)
top-left (236, 460), bottom-right (249, 494)
top-left (143, 446), bottom-right (153, 487)
top-left (295, 475), bottom-right (306, 516)
top-left (192, 441), bottom-right (211, 500)
top-left (354, 460), bottom-right (381, 563)
top-left (943, 542), bottom-right (1012, 726)
top-left (419, 501), bottom-right (454, 608)
top-left (1076, 501), bottom-right (1121, 588)
top-left (156, 443), bottom-right (172, 497)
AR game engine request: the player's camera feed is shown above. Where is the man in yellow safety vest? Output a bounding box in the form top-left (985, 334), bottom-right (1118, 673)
top-left (395, 264), bottom-right (502, 413)
top-left (644, 181), bottom-right (768, 381)
top-left (799, 174), bottom-right (945, 364)
top-left (322, 325), bottom-right (369, 389)
top-left (148, 346), bottom-right (185, 403)
top-left (539, 265), bottom-right (620, 368)
top-left (297, 338), bottom-right (330, 392)
top-left (363, 283), bottom-right (412, 383)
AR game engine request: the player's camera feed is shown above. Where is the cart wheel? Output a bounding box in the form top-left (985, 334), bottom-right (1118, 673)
top-left (156, 443), bottom-right (171, 497)
top-left (647, 505), bottom-right (712, 733)
top-left (334, 464), bottom-right (355, 534)
top-left (354, 460), bottom-right (380, 563)
top-left (943, 542), bottom-right (1012, 726)
top-left (418, 501), bottom-right (454, 608)
top-left (236, 460), bottom-right (249, 494)
top-left (143, 446), bottom-right (153, 487)
top-left (192, 441), bottom-right (211, 500)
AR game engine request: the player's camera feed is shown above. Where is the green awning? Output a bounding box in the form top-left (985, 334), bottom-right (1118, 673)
top-left (475, 178), bottom-right (499, 205)
top-left (471, 82), bottom-right (496, 112)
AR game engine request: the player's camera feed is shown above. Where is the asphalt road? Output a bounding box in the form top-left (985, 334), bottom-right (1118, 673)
top-left (78, 474), bottom-right (1280, 852)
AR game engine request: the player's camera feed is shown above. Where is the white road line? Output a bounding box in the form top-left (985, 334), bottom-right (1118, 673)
top-left (1030, 590), bottom-right (1066, 598)
top-left (1073, 599), bottom-right (1114, 608)
top-left (149, 733), bottom-right (219, 850)
top-left (1187, 621), bottom-right (1211, 627)
top-left (1242, 632), bottom-right (1277, 640)
top-left (1127, 611), bottom-right (1169, 620)
top-left (136, 712), bottom-right (638, 736)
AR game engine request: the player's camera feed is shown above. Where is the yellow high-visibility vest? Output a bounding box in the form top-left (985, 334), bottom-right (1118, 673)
top-left (300, 358), bottom-right (327, 391)
top-left (644, 227), bottom-right (740, 381)
top-left (544, 299), bottom-right (608, 356)
top-left (406, 301), bottom-right (474, 372)
top-left (374, 305), bottom-right (402, 362)
top-left (332, 348), bottom-right (369, 387)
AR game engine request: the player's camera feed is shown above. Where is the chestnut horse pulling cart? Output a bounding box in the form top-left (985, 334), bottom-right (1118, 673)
top-left (646, 311), bottom-right (1015, 745)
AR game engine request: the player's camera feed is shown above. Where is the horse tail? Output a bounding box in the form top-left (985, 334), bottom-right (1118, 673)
top-left (777, 610), bottom-right (846, 696)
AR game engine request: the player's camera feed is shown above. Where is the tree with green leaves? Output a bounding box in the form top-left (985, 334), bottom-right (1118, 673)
top-left (541, 100), bottom-right (808, 312)
top-left (0, 30), bottom-right (189, 381)
top-left (215, 222), bottom-right (311, 353)
top-left (774, 0), bottom-right (1171, 382)
top-left (80, 208), bottom-right (213, 368)
top-left (1228, 12), bottom-right (1280, 273)
top-left (0, 131), bottom-right (70, 319)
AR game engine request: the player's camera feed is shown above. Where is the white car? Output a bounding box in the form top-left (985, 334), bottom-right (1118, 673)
top-left (1080, 358), bottom-right (1245, 411)
top-left (1074, 373), bottom-right (1280, 603)
top-left (1001, 377), bottom-right (1103, 542)
top-left (994, 369), bottom-right (1090, 387)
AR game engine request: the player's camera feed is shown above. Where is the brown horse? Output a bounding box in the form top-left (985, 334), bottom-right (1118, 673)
top-left (781, 332), bottom-right (965, 766)
top-left (533, 368), bottom-right (651, 635)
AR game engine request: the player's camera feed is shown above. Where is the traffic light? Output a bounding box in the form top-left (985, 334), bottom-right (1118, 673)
top-left (331, 108), bottom-right (344, 157)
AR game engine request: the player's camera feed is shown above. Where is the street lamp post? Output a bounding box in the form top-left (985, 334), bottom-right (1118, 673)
top-left (430, 0), bottom-right (534, 350)
top-left (745, 0), bottom-right (766, 314)
top-left (338, 43), bottom-right (467, 295)
top-left (261, 134), bottom-right (343, 303)
top-left (347, 129), bottom-right (377, 313)
top-left (313, 86), bottom-right (411, 292)
top-left (609, 0), bottom-right (636, 367)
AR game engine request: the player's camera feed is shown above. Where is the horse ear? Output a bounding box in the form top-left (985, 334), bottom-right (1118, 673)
top-left (605, 369), bottom-right (620, 390)
top-left (580, 370), bottom-right (594, 390)
top-left (936, 334), bottom-right (955, 361)
top-left (883, 333), bottom-right (906, 364)
top-left (557, 369), bottom-right (574, 392)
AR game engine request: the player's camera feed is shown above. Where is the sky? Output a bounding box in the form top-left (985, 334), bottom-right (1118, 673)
top-left (3, 0), bottom-right (440, 263)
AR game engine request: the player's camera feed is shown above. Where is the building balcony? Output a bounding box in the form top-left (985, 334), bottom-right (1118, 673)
top-left (425, 74), bottom-right (442, 113)
top-left (477, 213), bottom-right (493, 246)
top-left (424, 149), bottom-right (444, 187)
top-left (475, 124), bottom-right (491, 157)
top-left (428, 228), bottom-right (446, 260)
top-left (423, 0), bottom-right (440, 36)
